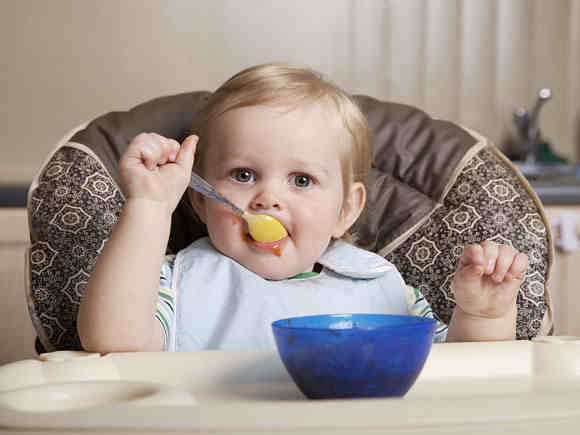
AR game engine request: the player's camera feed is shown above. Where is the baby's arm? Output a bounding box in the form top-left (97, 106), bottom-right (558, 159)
top-left (77, 133), bottom-right (197, 352)
top-left (446, 241), bottom-right (528, 342)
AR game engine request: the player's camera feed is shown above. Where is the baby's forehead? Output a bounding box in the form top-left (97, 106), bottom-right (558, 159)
top-left (210, 102), bottom-right (351, 145)
top-left (203, 109), bottom-right (346, 166)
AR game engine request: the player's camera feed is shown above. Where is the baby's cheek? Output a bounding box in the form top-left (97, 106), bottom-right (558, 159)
top-left (206, 210), bottom-right (238, 237)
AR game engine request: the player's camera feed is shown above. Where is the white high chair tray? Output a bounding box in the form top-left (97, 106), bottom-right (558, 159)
top-left (1, 340), bottom-right (580, 434)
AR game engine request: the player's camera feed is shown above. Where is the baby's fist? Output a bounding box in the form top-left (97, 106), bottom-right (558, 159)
top-left (452, 241), bottom-right (528, 319)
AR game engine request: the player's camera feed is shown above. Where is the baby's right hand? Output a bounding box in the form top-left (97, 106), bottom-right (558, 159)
top-left (119, 133), bottom-right (198, 213)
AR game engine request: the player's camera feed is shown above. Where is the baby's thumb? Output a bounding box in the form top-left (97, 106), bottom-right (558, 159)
top-left (176, 135), bottom-right (198, 171)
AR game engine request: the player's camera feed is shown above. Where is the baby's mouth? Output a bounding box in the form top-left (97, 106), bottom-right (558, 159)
top-left (244, 232), bottom-right (288, 257)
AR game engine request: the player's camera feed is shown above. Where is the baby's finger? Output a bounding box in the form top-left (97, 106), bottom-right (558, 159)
top-left (506, 252), bottom-right (529, 281)
top-left (482, 240), bottom-right (500, 274)
top-left (176, 135), bottom-right (199, 172)
top-left (491, 244), bottom-right (517, 282)
top-left (459, 244), bottom-right (485, 269)
top-left (167, 139), bottom-right (181, 162)
top-left (140, 135), bottom-right (167, 170)
top-left (149, 133), bottom-right (179, 164)
top-left (455, 263), bottom-right (487, 285)
top-left (125, 133), bottom-right (160, 170)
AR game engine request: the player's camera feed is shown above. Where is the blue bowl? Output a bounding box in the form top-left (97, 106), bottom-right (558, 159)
top-left (272, 314), bottom-right (436, 399)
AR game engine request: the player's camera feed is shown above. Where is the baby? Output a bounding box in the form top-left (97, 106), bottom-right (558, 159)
top-left (78, 63), bottom-right (528, 352)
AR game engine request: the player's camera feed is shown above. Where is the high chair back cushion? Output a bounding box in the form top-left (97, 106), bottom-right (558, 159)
top-left (26, 92), bottom-right (553, 352)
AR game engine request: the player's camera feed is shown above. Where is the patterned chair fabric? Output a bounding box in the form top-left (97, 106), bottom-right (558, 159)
top-left (375, 146), bottom-right (553, 338)
top-left (26, 92), bottom-right (554, 352)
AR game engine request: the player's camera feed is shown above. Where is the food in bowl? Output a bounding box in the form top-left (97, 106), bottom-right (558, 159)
top-left (271, 313), bottom-right (436, 399)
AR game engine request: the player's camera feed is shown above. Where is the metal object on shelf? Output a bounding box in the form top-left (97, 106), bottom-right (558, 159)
top-left (513, 88), bottom-right (552, 165)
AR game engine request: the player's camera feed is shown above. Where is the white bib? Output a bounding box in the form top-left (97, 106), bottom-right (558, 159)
top-left (169, 238), bottom-right (408, 351)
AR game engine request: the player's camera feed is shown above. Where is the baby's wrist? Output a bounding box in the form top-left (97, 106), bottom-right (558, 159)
top-left (454, 302), bottom-right (517, 321)
top-left (123, 197), bottom-right (174, 221)
top-left (448, 304), bottom-right (517, 342)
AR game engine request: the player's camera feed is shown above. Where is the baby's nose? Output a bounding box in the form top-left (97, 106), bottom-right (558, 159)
top-left (249, 191), bottom-right (281, 211)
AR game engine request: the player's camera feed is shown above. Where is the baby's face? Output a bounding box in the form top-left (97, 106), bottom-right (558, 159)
top-left (190, 103), bottom-right (355, 280)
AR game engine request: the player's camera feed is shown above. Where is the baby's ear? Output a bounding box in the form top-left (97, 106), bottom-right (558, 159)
top-left (187, 187), bottom-right (207, 223)
top-left (332, 182), bottom-right (366, 239)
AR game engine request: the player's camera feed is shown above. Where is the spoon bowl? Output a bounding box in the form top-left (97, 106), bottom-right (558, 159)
top-left (243, 213), bottom-right (288, 243)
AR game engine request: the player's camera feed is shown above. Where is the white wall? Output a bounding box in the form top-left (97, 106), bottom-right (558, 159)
top-left (1, 0), bottom-right (579, 184)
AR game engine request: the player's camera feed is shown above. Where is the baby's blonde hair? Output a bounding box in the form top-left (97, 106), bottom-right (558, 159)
top-left (191, 63), bottom-right (371, 241)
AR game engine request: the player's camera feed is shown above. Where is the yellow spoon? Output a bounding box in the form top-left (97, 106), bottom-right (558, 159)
top-left (189, 172), bottom-right (288, 243)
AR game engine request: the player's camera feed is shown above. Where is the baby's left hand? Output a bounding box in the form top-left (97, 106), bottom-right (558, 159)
top-left (452, 241), bottom-right (528, 319)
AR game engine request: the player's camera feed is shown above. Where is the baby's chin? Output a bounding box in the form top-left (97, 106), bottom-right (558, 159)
top-left (234, 254), bottom-right (315, 281)
top-left (245, 262), bottom-right (309, 281)
top-left (208, 235), bottom-right (316, 280)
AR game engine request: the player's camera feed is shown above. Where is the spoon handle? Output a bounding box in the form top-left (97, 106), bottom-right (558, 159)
top-left (188, 172), bottom-right (244, 215)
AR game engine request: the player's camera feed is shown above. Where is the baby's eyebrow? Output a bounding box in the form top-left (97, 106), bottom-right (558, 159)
top-left (219, 153), bottom-right (250, 165)
top-left (214, 154), bottom-right (247, 167)
top-left (290, 160), bottom-right (329, 176)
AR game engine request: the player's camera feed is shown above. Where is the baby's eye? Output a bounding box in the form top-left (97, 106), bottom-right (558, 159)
top-left (290, 174), bottom-right (313, 188)
top-left (231, 168), bottom-right (255, 183)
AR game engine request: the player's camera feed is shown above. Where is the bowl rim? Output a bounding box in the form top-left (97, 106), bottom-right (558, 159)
top-left (271, 313), bottom-right (436, 332)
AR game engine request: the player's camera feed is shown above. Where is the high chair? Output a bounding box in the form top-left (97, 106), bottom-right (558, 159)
top-left (25, 91), bottom-right (554, 353)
